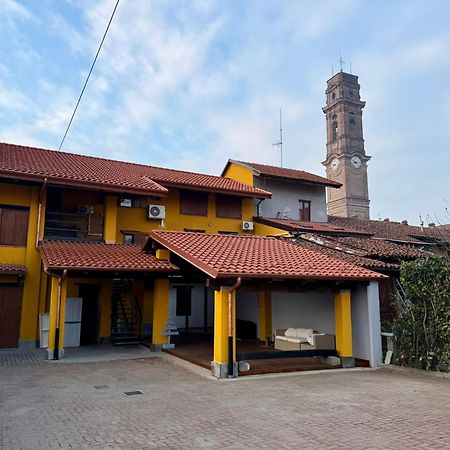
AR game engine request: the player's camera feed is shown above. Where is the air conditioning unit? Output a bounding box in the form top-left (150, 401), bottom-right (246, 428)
top-left (242, 221), bottom-right (254, 231)
top-left (148, 204), bottom-right (166, 220)
top-left (77, 204), bottom-right (94, 215)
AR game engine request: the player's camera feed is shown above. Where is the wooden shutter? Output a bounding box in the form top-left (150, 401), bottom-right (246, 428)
top-left (179, 191), bottom-right (208, 216)
top-left (216, 195), bottom-right (242, 219)
top-left (0, 207), bottom-right (29, 246)
top-left (0, 286), bottom-right (23, 348)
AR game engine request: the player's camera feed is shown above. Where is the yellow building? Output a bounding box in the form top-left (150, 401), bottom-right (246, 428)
top-left (0, 142), bottom-right (384, 378)
top-left (0, 142), bottom-right (270, 356)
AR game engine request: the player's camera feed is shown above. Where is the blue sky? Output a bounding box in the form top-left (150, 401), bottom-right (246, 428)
top-left (1, 0), bottom-right (449, 225)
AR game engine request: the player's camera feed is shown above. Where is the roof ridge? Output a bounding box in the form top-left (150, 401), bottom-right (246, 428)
top-left (1, 141), bottom-right (249, 181)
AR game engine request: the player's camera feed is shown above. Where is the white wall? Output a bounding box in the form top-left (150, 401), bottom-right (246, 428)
top-left (351, 282), bottom-right (382, 367)
top-left (254, 177), bottom-right (328, 222)
top-left (168, 284), bottom-right (214, 330)
top-left (271, 292), bottom-right (335, 334)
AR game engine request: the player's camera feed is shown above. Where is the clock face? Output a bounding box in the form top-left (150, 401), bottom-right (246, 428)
top-left (330, 158), bottom-right (339, 171)
top-left (351, 156), bottom-right (362, 169)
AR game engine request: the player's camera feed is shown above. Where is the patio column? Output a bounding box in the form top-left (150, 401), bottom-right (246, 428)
top-left (334, 289), bottom-right (354, 367)
top-left (104, 195), bottom-right (117, 244)
top-left (212, 287), bottom-right (237, 378)
top-left (47, 275), bottom-right (67, 360)
top-left (151, 279), bottom-right (170, 351)
top-left (258, 290), bottom-right (272, 342)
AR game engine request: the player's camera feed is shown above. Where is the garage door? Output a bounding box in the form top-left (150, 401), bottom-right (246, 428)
top-left (0, 286), bottom-right (23, 348)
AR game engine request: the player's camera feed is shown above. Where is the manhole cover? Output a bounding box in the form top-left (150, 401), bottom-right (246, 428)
top-left (123, 390), bottom-right (143, 396)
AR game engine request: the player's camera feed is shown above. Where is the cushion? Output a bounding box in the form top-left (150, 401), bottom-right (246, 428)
top-left (295, 328), bottom-right (314, 339)
top-left (284, 328), bottom-right (298, 338)
top-left (276, 336), bottom-right (308, 344)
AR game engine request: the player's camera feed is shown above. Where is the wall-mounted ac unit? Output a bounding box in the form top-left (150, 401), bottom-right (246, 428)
top-left (148, 204), bottom-right (166, 220)
top-left (242, 221), bottom-right (254, 231)
top-left (77, 204), bottom-right (94, 215)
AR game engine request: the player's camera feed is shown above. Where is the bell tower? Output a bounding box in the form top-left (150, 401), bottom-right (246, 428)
top-left (322, 71), bottom-right (370, 219)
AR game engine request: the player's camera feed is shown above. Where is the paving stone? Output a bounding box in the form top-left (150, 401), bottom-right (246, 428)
top-left (0, 356), bottom-right (449, 449)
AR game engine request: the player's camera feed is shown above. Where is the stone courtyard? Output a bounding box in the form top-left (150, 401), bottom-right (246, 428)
top-left (1, 352), bottom-right (450, 449)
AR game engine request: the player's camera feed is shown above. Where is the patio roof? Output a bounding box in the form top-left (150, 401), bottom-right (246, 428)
top-left (39, 240), bottom-right (178, 273)
top-left (0, 263), bottom-right (26, 276)
top-left (145, 230), bottom-right (386, 281)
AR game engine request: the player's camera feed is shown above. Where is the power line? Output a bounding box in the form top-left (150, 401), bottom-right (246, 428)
top-left (58, 0), bottom-right (120, 151)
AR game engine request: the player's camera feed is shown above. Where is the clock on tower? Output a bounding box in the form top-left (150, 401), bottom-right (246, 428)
top-left (322, 71), bottom-right (371, 220)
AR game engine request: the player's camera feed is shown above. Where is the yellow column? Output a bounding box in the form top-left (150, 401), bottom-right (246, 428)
top-left (258, 290), bottom-right (272, 342)
top-left (20, 187), bottom-right (42, 345)
top-left (104, 195), bottom-right (117, 243)
top-left (213, 288), bottom-right (236, 364)
top-left (334, 289), bottom-right (353, 357)
top-left (152, 279), bottom-right (170, 348)
top-left (47, 276), bottom-right (67, 359)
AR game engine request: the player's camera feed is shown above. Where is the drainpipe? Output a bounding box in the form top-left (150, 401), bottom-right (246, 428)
top-left (228, 277), bottom-right (241, 377)
top-left (256, 198), bottom-right (265, 218)
top-left (43, 267), bottom-right (67, 360)
top-left (36, 178), bottom-right (48, 248)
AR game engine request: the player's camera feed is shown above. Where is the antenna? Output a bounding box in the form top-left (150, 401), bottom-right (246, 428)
top-left (272, 108), bottom-right (283, 167)
top-left (338, 49), bottom-right (345, 72)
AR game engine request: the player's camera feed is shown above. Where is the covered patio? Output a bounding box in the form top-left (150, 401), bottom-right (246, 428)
top-left (145, 230), bottom-right (385, 378)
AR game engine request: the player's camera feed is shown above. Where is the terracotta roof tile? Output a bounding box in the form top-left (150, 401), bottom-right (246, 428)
top-left (39, 240), bottom-right (178, 272)
top-left (146, 230), bottom-right (385, 281)
top-left (291, 237), bottom-right (397, 270)
top-left (0, 263), bottom-right (26, 275)
top-left (328, 216), bottom-right (435, 244)
top-left (255, 217), bottom-right (371, 236)
top-left (231, 160), bottom-right (342, 188)
top-left (0, 142), bottom-right (271, 198)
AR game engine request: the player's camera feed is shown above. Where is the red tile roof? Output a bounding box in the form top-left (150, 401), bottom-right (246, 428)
top-left (255, 217), bottom-right (371, 236)
top-left (328, 216), bottom-right (447, 245)
top-left (0, 142), bottom-right (271, 198)
top-left (0, 263), bottom-right (26, 275)
top-left (146, 230), bottom-right (385, 281)
top-left (224, 160), bottom-right (341, 188)
top-left (291, 237), bottom-right (398, 271)
top-left (39, 240), bottom-right (178, 272)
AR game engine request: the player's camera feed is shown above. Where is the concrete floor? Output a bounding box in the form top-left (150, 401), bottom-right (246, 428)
top-left (1, 353), bottom-right (450, 449)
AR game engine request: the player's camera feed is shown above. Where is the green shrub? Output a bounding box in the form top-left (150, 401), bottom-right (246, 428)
top-left (393, 257), bottom-right (450, 371)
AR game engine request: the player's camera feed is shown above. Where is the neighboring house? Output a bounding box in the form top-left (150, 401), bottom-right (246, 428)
top-left (0, 142), bottom-right (387, 377)
top-left (222, 159), bottom-right (445, 326)
top-left (222, 160), bottom-right (341, 223)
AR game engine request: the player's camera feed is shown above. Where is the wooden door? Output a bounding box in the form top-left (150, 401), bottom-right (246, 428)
top-left (0, 286), bottom-right (23, 348)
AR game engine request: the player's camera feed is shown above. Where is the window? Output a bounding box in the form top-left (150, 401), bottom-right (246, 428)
top-left (123, 232), bottom-right (147, 245)
top-left (0, 206), bottom-right (29, 246)
top-left (332, 122), bottom-right (338, 141)
top-left (298, 200), bottom-right (311, 222)
top-left (216, 195), bottom-right (242, 219)
top-left (180, 191), bottom-right (208, 216)
top-left (176, 286), bottom-right (192, 317)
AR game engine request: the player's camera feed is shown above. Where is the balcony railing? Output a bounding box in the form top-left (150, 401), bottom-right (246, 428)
top-left (44, 211), bottom-right (104, 241)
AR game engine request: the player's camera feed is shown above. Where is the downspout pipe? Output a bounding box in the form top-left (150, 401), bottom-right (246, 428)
top-left (36, 178), bottom-right (48, 248)
top-left (256, 198), bottom-right (264, 218)
top-left (43, 267), bottom-right (67, 360)
top-left (228, 277), bottom-right (241, 378)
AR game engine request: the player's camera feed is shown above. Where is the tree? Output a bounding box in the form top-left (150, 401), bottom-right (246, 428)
top-left (393, 257), bottom-right (450, 371)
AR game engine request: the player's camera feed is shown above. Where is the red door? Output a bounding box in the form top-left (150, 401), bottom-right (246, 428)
top-left (0, 286), bottom-right (23, 348)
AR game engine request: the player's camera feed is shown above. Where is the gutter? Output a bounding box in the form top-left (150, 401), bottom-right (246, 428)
top-left (228, 277), bottom-right (241, 378)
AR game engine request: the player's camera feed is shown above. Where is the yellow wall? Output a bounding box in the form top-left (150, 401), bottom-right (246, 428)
top-left (253, 222), bottom-right (291, 237)
top-left (115, 188), bottom-right (255, 242)
top-left (222, 162), bottom-right (254, 186)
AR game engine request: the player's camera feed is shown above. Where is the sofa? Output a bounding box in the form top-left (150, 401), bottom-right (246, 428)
top-left (274, 328), bottom-right (335, 351)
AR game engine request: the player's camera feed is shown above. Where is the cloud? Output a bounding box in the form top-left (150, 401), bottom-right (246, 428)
top-left (0, 0), bottom-right (34, 21)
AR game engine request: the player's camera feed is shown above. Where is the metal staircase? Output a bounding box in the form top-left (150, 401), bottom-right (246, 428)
top-left (111, 279), bottom-right (142, 345)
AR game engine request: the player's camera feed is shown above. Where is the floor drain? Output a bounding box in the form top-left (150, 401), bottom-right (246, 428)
top-left (123, 390), bottom-right (143, 396)
top-left (93, 385), bottom-right (110, 390)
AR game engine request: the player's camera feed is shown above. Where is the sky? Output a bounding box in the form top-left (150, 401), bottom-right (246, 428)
top-left (0, 0), bottom-right (449, 225)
